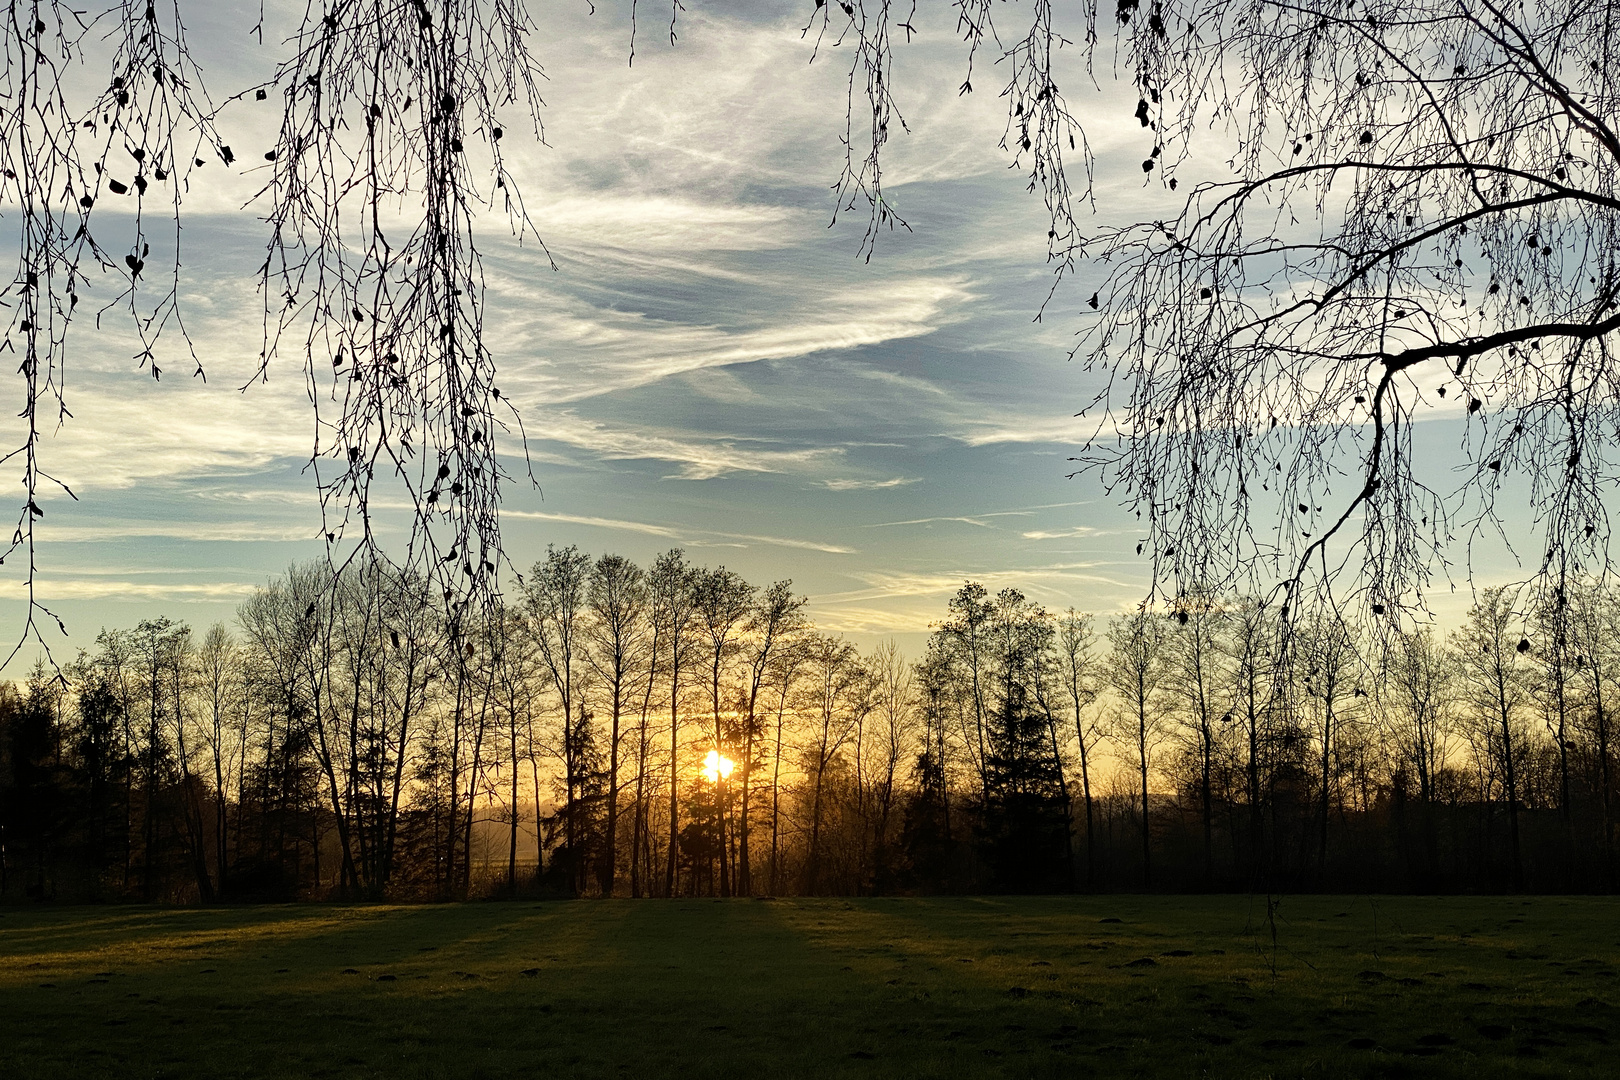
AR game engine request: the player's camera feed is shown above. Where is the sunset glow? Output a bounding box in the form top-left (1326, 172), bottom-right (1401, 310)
top-left (700, 750), bottom-right (735, 784)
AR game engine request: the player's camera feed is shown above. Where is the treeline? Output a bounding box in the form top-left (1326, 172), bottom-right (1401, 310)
top-left (0, 554), bottom-right (1615, 901)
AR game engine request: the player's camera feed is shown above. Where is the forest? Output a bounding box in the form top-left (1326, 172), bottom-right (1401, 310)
top-left (0, 550), bottom-right (1615, 903)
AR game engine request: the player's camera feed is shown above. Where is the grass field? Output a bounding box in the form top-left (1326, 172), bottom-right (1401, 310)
top-left (1, 895), bottom-right (1616, 1078)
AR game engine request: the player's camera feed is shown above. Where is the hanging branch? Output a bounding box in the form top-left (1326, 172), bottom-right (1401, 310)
top-left (254, 0), bottom-right (549, 639)
top-left (0, 0), bottom-right (222, 667)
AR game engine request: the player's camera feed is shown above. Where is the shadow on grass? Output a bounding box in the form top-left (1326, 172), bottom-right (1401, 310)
top-left (1, 896), bottom-right (1617, 1079)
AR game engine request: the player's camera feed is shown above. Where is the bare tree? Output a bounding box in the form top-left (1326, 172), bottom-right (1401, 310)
top-left (1299, 613), bottom-right (1362, 875)
top-left (260, 0), bottom-right (548, 626)
top-left (524, 544), bottom-right (591, 892)
top-left (489, 602), bottom-right (537, 894)
top-left (1452, 587), bottom-right (1532, 889)
top-left (797, 634), bottom-right (868, 895)
top-left (0, 2), bottom-right (222, 662)
top-left (585, 553), bottom-right (649, 897)
top-left (689, 566), bottom-right (753, 896)
top-left (1226, 594), bottom-right (1281, 877)
top-left (1165, 592), bottom-right (1231, 882)
top-left (1054, 608), bottom-right (1102, 886)
top-left (1107, 609), bottom-right (1168, 887)
top-left (195, 624), bottom-right (241, 896)
top-left (863, 638), bottom-right (916, 892)
top-left (1570, 580), bottom-right (1620, 885)
top-left (735, 580), bottom-right (807, 896)
top-left (935, 582), bottom-right (994, 802)
top-left (1529, 593), bottom-right (1577, 833)
top-left (1063, 1), bottom-right (1620, 619)
top-left (2, 2), bottom-right (551, 659)
top-left (1381, 625), bottom-right (1454, 884)
top-left (766, 635), bottom-right (811, 896)
top-left (648, 549), bottom-right (696, 898)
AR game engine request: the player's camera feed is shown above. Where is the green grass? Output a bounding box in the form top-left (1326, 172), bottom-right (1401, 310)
top-left (1, 895), bottom-right (1616, 1078)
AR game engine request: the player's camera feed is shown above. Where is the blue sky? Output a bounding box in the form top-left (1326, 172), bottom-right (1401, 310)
top-left (0, 1), bottom-right (1519, 667)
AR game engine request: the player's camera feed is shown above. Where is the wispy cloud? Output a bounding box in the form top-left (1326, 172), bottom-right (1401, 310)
top-left (0, 578), bottom-right (260, 602)
top-left (502, 510), bottom-right (685, 539)
top-left (0, 4), bottom-right (1161, 662)
top-left (955, 413), bottom-right (1089, 447)
top-left (707, 532), bottom-right (854, 555)
top-left (535, 411), bottom-right (844, 479)
top-left (533, 196), bottom-right (802, 254)
top-left (42, 521), bottom-right (317, 544)
top-left (490, 274), bottom-right (973, 405)
top-left (504, 509), bottom-right (852, 554)
top-left (1021, 526), bottom-right (1103, 540)
top-left (866, 510), bottom-right (1034, 529)
top-left (818, 563), bottom-right (1138, 606)
top-left (821, 477), bottom-right (921, 491)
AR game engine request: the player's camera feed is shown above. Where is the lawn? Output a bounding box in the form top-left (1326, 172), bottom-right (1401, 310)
top-left (1, 895), bottom-right (1615, 1078)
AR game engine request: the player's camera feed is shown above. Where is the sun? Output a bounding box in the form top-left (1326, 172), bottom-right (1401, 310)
top-left (700, 749), bottom-right (735, 784)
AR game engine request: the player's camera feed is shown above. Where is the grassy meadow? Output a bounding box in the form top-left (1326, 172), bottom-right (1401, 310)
top-left (1, 895), bottom-right (1616, 1078)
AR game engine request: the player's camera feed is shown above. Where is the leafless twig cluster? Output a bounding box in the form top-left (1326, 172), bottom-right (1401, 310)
top-left (0, 1), bottom-right (222, 665)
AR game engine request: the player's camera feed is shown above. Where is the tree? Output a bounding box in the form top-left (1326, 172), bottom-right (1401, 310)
top-left (648, 549), bottom-right (697, 897)
top-left (1569, 580), bottom-right (1620, 886)
top-left (1528, 593), bottom-right (1577, 832)
top-left (1226, 595), bottom-right (1282, 880)
top-left (22, 557), bottom-right (1620, 897)
top-left (797, 634), bottom-right (867, 895)
top-left (979, 599), bottom-right (1070, 893)
top-left (195, 623), bottom-right (241, 897)
top-left (13, 4), bottom-right (1617, 669)
top-left (934, 583), bottom-right (995, 802)
top-left (1053, 609), bottom-right (1102, 887)
top-left (525, 545), bottom-right (593, 893)
top-left (736, 580), bottom-right (808, 896)
top-left (689, 566), bottom-right (754, 896)
top-left (488, 601), bottom-right (538, 894)
top-left (374, 567), bottom-right (443, 891)
top-left (1298, 613), bottom-right (1362, 877)
top-left (1453, 588), bottom-right (1532, 889)
top-left (0, 2), bottom-right (547, 658)
top-left (67, 658), bottom-right (129, 898)
top-left (1381, 625), bottom-right (1454, 885)
top-left (0, 672), bottom-right (66, 898)
top-left (584, 553), bottom-right (649, 897)
top-left (904, 639), bottom-right (960, 891)
top-left (1107, 609), bottom-right (1168, 887)
top-left (126, 617), bottom-right (195, 900)
top-left (765, 634), bottom-right (811, 896)
top-left (1165, 593), bottom-right (1231, 883)
top-left (863, 639), bottom-right (916, 893)
top-left (1032, 1), bottom-right (1620, 620)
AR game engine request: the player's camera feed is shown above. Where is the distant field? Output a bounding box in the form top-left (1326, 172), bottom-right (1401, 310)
top-left (1, 895), bottom-right (1616, 1079)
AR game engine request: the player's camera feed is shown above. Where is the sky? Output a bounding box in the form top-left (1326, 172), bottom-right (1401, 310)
top-left (0, 0), bottom-right (1519, 668)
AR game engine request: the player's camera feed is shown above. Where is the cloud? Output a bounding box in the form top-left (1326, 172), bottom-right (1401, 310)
top-left (503, 509), bottom-right (685, 539)
top-left (504, 509), bottom-right (852, 553)
top-left (820, 477), bottom-right (921, 491)
top-left (1021, 526), bottom-right (1103, 540)
top-left (865, 510), bottom-right (1034, 528)
top-left (818, 563), bottom-right (1139, 606)
top-left (0, 578), bottom-right (260, 602)
top-left (41, 521), bottom-right (318, 544)
top-left (534, 411), bottom-right (844, 479)
top-left (488, 272), bottom-right (974, 405)
top-left (808, 603), bottom-right (942, 635)
top-left (706, 532), bottom-right (855, 555)
top-left (955, 413), bottom-right (1090, 447)
top-left (532, 196), bottom-right (803, 254)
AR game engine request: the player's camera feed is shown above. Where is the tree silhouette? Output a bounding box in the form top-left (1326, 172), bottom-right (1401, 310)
top-left (824, 2), bottom-right (1620, 618)
top-left (1060, 0), bottom-right (1620, 620)
top-left (0, 2), bottom-right (549, 662)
